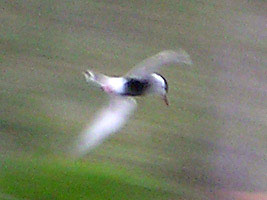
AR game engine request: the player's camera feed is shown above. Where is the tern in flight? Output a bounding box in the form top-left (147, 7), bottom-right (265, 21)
top-left (76, 49), bottom-right (192, 156)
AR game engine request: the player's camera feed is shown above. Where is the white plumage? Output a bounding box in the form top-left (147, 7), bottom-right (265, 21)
top-left (77, 96), bottom-right (136, 157)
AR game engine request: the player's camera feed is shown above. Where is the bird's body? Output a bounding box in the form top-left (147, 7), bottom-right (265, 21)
top-left (84, 71), bottom-right (168, 97)
top-left (122, 78), bottom-right (151, 96)
top-left (75, 49), bottom-right (192, 157)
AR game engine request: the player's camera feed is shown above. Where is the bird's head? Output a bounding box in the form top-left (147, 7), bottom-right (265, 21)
top-left (150, 73), bottom-right (169, 106)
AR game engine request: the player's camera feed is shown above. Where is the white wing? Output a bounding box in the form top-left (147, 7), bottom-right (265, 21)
top-left (127, 49), bottom-right (193, 77)
top-left (75, 96), bottom-right (137, 157)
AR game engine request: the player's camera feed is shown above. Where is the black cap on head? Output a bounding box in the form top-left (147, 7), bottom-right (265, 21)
top-left (154, 73), bottom-right (168, 93)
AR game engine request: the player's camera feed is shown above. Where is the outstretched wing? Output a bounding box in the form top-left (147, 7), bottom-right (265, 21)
top-left (127, 49), bottom-right (193, 77)
top-left (75, 96), bottom-right (137, 157)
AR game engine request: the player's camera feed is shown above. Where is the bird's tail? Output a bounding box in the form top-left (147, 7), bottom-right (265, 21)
top-left (83, 70), bottom-right (108, 87)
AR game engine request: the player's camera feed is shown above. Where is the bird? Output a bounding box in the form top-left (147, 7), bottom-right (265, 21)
top-left (75, 49), bottom-right (192, 157)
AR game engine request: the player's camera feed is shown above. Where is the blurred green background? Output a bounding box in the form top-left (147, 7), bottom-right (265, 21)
top-left (0, 0), bottom-right (266, 199)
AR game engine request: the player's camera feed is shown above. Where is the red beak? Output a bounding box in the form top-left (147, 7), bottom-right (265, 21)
top-left (163, 95), bottom-right (169, 106)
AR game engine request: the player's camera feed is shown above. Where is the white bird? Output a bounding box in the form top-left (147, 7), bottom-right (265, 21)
top-left (75, 49), bottom-right (192, 156)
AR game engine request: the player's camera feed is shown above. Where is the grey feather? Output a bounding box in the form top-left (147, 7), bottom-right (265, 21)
top-left (127, 49), bottom-right (193, 77)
